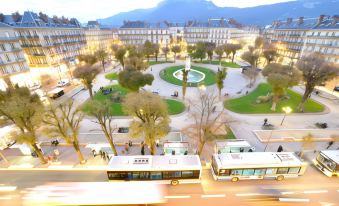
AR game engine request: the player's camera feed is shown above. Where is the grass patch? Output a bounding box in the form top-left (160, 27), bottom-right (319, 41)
top-left (148, 61), bottom-right (174, 66)
top-left (194, 60), bottom-right (241, 68)
top-left (224, 83), bottom-right (324, 113)
top-left (159, 65), bottom-right (216, 87)
top-left (105, 72), bottom-right (118, 80)
top-left (82, 85), bottom-right (185, 116)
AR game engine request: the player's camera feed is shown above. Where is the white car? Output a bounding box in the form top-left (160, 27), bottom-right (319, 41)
top-left (29, 83), bottom-right (41, 91)
top-left (57, 79), bottom-right (70, 87)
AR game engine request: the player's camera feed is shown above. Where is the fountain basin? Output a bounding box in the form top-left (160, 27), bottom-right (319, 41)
top-left (173, 69), bottom-right (205, 83)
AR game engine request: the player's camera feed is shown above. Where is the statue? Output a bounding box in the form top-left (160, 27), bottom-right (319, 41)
top-left (184, 56), bottom-right (191, 72)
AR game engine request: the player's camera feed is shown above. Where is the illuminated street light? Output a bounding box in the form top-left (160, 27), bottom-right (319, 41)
top-left (198, 84), bottom-right (206, 91)
top-left (280, 106), bottom-right (292, 126)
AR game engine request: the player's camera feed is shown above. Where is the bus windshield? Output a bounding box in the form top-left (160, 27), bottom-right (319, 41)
top-left (317, 153), bottom-right (337, 172)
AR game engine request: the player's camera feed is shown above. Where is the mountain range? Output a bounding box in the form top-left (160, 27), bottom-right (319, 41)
top-left (98, 0), bottom-right (338, 27)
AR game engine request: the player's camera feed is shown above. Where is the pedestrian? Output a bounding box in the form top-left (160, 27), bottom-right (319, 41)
top-left (277, 145), bottom-right (283, 152)
top-left (327, 141), bottom-right (334, 149)
top-left (125, 143), bottom-right (129, 152)
top-left (141, 141), bottom-right (145, 155)
top-left (106, 153), bottom-right (110, 161)
top-left (263, 118), bottom-right (268, 126)
top-left (129, 140), bottom-right (132, 147)
top-left (151, 67), bottom-right (152, 71)
top-left (103, 152), bottom-right (106, 161)
top-left (92, 149), bottom-right (97, 157)
top-left (156, 139), bottom-right (160, 147)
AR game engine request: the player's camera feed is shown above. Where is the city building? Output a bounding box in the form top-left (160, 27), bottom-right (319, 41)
top-left (0, 22), bottom-right (31, 90)
top-left (118, 21), bottom-right (171, 46)
top-left (264, 15), bottom-right (339, 66)
top-left (264, 15), bottom-right (339, 89)
top-left (184, 18), bottom-right (259, 46)
top-left (1, 11), bottom-right (86, 81)
top-left (84, 21), bottom-right (117, 54)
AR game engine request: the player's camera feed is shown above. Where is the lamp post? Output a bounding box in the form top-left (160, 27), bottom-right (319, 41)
top-left (280, 106), bottom-right (292, 126)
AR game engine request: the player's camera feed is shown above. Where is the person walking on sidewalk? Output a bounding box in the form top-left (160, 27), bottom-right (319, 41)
top-left (141, 141), bottom-right (145, 155)
top-left (125, 143), bottom-right (129, 153)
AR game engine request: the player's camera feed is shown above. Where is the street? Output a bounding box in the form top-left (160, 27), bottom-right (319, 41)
top-left (0, 165), bottom-right (338, 206)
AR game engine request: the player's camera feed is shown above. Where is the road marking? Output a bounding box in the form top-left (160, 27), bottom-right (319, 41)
top-left (164, 195), bottom-right (191, 199)
top-left (281, 191), bottom-right (295, 195)
top-left (236, 193), bottom-right (263, 197)
top-left (0, 197), bottom-right (12, 200)
top-left (201, 194), bottom-right (226, 198)
top-left (303, 190), bottom-right (328, 194)
top-left (279, 198), bottom-right (310, 202)
top-left (0, 186), bottom-right (17, 192)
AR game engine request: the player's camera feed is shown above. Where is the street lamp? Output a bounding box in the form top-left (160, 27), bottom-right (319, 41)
top-left (280, 106), bottom-right (292, 126)
top-left (198, 84), bottom-right (206, 91)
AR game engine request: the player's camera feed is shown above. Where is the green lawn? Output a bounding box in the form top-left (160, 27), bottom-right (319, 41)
top-left (82, 85), bottom-right (185, 116)
top-left (224, 83), bottom-right (324, 113)
top-left (194, 60), bottom-right (241, 68)
top-left (148, 60), bottom-right (174, 66)
top-left (105, 72), bottom-right (118, 80)
top-left (159, 65), bottom-right (216, 87)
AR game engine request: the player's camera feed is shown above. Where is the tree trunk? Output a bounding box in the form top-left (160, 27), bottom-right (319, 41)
top-left (298, 86), bottom-right (313, 112)
top-left (271, 95), bottom-right (278, 111)
top-left (150, 141), bottom-right (156, 155)
top-left (219, 88), bottom-right (222, 101)
top-left (0, 151), bottom-right (8, 163)
top-left (219, 56), bottom-right (222, 65)
top-left (102, 60), bottom-right (105, 72)
top-left (165, 54), bottom-right (167, 62)
top-left (182, 85), bottom-right (186, 100)
top-left (198, 140), bottom-right (206, 156)
top-left (232, 53), bottom-right (235, 63)
top-left (147, 56), bottom-right (150, 62)
top-left (155, 55), bottom-right (158, 62)
top-left (103, 127), bottom-right (118, 156)
top-left (88, 86), bottom-right (93, 99)
top-left (72, 141), bottom-right (86, 164)
top-left (200, 58), bottom-right (203, 62)
top-left (31, 143), bottom-right (47, 164)
top-left (174, 53), bottom-right (176, 63)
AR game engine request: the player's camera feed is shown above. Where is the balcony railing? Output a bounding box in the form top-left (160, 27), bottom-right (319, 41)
top-left (0, 36), bottom-right (18, 41)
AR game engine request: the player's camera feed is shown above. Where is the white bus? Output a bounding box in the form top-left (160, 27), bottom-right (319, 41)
top-left (211, 152), bottom-right (307, 182)
top-left (215, 140), bottom-right (254, 154)
top-left (107, 155), bottom-right (202, 185)
top-left (313, 150), bottom-right (339, 177)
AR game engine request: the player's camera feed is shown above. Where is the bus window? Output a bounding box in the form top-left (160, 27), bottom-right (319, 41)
top-left (231, 169), bottom-right (243, 176)
top-left (288, 167), bottom-right (300, 174)
top-left (182, 171), bottom-right (194, 178)
top-left (266, 168), bottom-right (277, 175)
top-left (254, 169), bottom-right (266, 175)
top-left (230, 147), bottom-right (240, 153)
top-left (277, 167), bottom-right (289, 174)
top-left (243, 169), bottom-right (255, 176)
top-left (150, 171), bottom-right (162, 180)
top-left (163, 171), bottom-right (181, 179)
top-left (108, 172), bottom-right (128, 180)
top-left (219, 169), bottom-right (230, 176)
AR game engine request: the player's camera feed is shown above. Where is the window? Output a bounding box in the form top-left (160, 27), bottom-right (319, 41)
top-left (231, 170), bottom-right (242, 176)
top-left (288, 167), bottom-right (300, 174)
top-left (254, 169), bottom-right (266, 175)
top-left (181, 171), bottom-right (194, 178)
top-left (219, 169), bottom-right (230, 176)
top-left (150, 171), bottom-right (162, 180)
top-left (162, 171), bottom-right (181, 179)
top-left (277, 167), bottom-right (289, 174)
top-left (266, 168), bottom-right (277, 175)
top-left (243, 169), bottom-right (255, 176)
top-left (107, 172), bottom-right (128, 180)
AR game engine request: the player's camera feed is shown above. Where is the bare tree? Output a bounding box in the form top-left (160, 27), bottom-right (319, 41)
top-left (73, 64), bottom-right (101, 99)
top-left (161, 46), bottom-right (170, 62)
top-left (183, 89), bottom-right (225, 155)
top-left (241, 46), bottom-right (260, 87)
top-left (43, 101), bottom-right (86, 164)
top-left (182, 69), bottom-right (189, 100)
top-left (84, 100), bottom-right (118, 155)
top-left (296, 53), bottom-right (339, 112)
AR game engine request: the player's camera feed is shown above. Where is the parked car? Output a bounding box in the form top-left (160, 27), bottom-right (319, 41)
top-left (118, 127), bottom-right (129, 133)
top-left (29, 83), bottom-right (41, 91)
top-left (57, 79), bottom-right (70, 87)
top-left (48, 88), bottom-right (64, 99)
top-left (334, 85), bottom-right (339, 92)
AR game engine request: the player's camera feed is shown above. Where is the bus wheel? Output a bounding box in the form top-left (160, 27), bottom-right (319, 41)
top-left (276, 175), bottom-right (284, 181)
top-left (171, 180), bottom-right (179, 186)
top-left (231, 177), bottom-right (239, 182)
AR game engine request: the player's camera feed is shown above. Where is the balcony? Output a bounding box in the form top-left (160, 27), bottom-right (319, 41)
top-left (32, 53), bottom-right (45, 57)
top-left (21, 44), bottom-right (43, 48)
top-left (0, 36), bottom-right (18, 41)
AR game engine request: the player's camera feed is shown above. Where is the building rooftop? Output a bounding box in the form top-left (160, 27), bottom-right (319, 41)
top-left (270, 15), bottom-right (339, 30)
top-left (0, 11), bottom-right (81, 28)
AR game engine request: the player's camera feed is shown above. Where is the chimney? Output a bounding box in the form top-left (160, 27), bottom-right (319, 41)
top-left (298, 17), bottom-right (304, 25)
top-left (332, 15), bottom-right (339, 25)
top-left (286, 18), bottom-right (293, 24)
top-left (318, 15), bottom-right (325, 25)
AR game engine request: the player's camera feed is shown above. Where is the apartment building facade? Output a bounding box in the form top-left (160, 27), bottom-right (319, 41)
top-left (264, 15), bottom-right (339, 89)
top-left (1, 11), bottom-right (86, 80)
top-left (0, 22), bottom-right (31, 90)
top-left (118, 21), bottom-right (171, 46)
top-left (84, 21), bottom-right (117, 54)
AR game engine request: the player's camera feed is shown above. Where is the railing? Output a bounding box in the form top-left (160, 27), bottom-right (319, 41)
top-left (0, 36), bottom-right (18, 41)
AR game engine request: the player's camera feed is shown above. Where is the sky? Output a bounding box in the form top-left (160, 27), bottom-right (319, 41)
top-left (0, 0), bottom-right (295, 22)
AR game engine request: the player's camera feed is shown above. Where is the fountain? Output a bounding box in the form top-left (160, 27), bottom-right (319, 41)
top-left (173, 57), bottom-right (205, 83)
